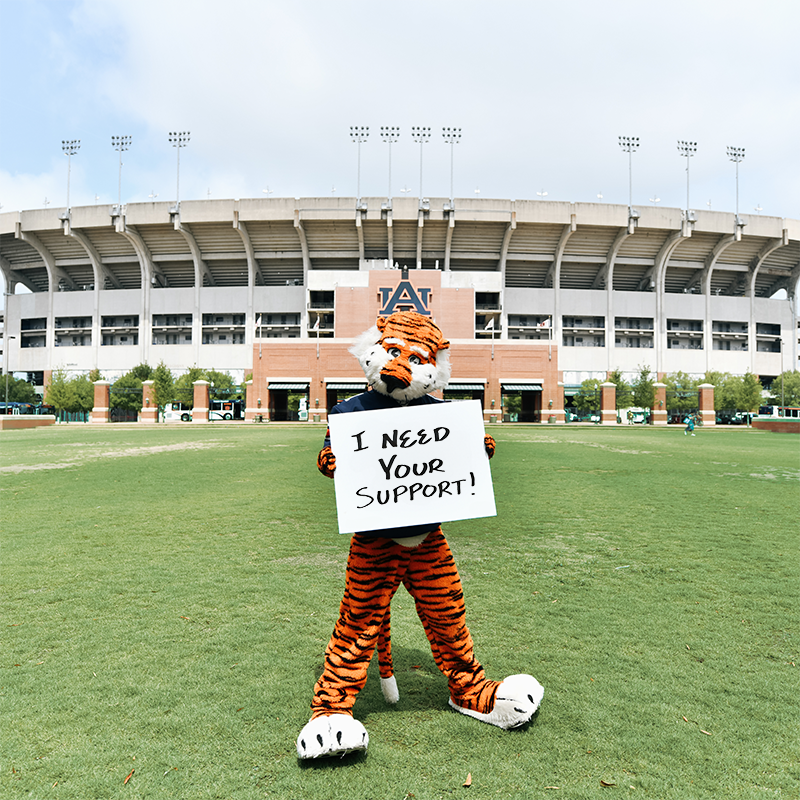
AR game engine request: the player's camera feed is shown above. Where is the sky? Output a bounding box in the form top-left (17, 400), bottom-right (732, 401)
top-left (1, 0), bottom-right (799, 219)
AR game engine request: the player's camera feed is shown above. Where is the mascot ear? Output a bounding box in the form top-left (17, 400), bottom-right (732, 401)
top-left (438, 335), bottom-right (450, 352)
top-left (375, 317), bottom-right (387, 334)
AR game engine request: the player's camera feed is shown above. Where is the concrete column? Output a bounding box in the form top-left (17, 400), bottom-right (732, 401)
top-left (141, 380), bottom-right (158, 423)
top-left (652, 382), bottom-right (668, 426)
top-left (600, 381), bottom-right (617, 424)
top-left (698, 383), bottom-right (716, 427)
top-left (91, 380), bottom-right (111, 423)
top-left (192, 380), bottom-right (210, 422)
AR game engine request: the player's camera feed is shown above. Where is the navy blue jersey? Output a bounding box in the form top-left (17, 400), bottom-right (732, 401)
top-left (325, 391), bottom-right (444, 539)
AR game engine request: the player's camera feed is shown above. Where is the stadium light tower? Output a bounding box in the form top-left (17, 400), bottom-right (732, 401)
top-left (350, 126), bottom-right (369, 204)
top-left (617, 136), bottom-right (639, 210)
top-left (111, 135), bottom-right (132, 209)
top-left (411, 126), bottom-right (431, 200)
top-left (380, 126), bottom-right (400, 202)
top-left (727, 146), bottom-right (745, 220)
top-left (62, 139), bottom-right (80, 210)
top-left (442, 127), bottom-right (461, 202)
top-left (169, 131), bottom-right (190, 207)
top-left (677, 140), bottom-right (697, 212)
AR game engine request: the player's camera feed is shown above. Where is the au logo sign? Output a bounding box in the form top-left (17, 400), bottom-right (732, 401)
top-left (378, 280), bottom-right (432, 316)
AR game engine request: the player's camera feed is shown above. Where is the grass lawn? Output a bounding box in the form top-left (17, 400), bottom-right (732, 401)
top-left (1, 422), bottom-right (798, 800)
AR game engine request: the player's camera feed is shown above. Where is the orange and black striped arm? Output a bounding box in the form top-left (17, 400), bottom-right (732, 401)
top-left (318, 427), bottom-right (337, 477)
top-left (484, 435), bottom-right (496, 459)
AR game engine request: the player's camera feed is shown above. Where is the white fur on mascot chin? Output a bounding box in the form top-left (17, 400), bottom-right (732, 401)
top-left (348, 322), bottom-right (451, 405)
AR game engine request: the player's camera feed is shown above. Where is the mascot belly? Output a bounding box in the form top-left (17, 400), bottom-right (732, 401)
top-left (296, 310), bottom-right (543, 759)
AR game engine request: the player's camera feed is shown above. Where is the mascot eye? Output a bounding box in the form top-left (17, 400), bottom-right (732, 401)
top-left (408, 354), bottom-right (421, 365)
top-left (388, 347), bottom-right (401, 358)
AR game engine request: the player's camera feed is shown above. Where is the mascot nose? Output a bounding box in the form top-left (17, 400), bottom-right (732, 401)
top-left (381, 372), bottom-right (409, 393)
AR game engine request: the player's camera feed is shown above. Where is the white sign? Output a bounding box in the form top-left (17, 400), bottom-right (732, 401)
top-left (328, 399), bottom-right (496, 534)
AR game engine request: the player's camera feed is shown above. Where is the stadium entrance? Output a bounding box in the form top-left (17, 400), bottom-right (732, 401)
top-left (501, 383), bottom-right (543, 423)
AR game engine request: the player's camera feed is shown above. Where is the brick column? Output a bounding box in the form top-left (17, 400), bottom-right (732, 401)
top-left (91, 380), bottom-right (111, 423)
top-left (245, 380), bottom-right (261, 422)
top-left (652, 382), bottom-right (668, 426)
top-left (545, 382), bottom-right (564, 424)
top-left (698, 383), bottom-right (716, 427)
top-left (192, 380), bottom-right (210, 422)
top-left (141, 380), bottom-right (158, 423)
top-left (600, 381), bottom-right (617, 424)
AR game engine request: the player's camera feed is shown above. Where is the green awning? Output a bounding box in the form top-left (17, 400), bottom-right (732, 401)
top-left (268, 382), bottom-right (309, 390)
top-left (444, 384), bottom-right (486, 391)
top-left (502, 384), bottom-right (543, 392)
top-left (326, 383), bottom-right (367, 390)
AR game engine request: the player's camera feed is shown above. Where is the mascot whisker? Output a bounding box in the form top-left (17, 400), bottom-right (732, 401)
top-left (296, 310), bottom-right (544, 759)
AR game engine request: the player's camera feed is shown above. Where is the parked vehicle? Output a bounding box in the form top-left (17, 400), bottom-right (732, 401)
top-left (758, 405), bottom-right (800, 419)
top-left (163, 402), bottom-right (192, 422)
top-left (209, 399), bottom-right (243, 421)
top-left (0, 401), bottom-right (35, 415)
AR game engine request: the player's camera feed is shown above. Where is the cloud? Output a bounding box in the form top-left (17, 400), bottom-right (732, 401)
top-left (1, 0), bottom-right (798, 214)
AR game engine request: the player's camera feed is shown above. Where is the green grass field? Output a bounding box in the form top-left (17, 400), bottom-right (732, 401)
top-left (2, 422), bottom-right (798, 800)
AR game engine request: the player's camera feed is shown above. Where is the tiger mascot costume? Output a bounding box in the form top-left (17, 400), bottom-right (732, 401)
top-left (296, 310), bottom-right (544, 759)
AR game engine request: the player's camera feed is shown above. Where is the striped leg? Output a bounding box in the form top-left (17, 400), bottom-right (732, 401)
top-left (310, 535), bottom-right (409, 719)
top-left (403, 530), bottom-right (500, 714)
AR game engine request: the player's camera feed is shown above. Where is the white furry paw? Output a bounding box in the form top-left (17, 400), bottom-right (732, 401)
top-left (449, 674), bottom-right (544, 730)
top-left (380, 675), bottom-right (399, 704)
top-left (296, 714), bottom-right (369, 759)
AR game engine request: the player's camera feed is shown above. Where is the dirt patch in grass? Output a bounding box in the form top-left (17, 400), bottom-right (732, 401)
top-left (502, 435), bottom-right (654, 455)
top-left (0, 440), bottom-right (232, 474)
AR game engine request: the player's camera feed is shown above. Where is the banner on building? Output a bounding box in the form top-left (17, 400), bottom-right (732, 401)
top-left (328, 399), bottom-right (496, 534)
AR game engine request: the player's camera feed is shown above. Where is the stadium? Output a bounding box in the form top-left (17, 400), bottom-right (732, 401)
top-left (1, 196), bottom-right (798, 421)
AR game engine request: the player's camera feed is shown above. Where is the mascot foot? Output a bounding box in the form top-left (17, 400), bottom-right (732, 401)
top-left (296, 714), bottom-right (369, 759)
top-left (380, 675), bottom-right (400, 704)
top-left (449, 674), bottom-right (544, 730)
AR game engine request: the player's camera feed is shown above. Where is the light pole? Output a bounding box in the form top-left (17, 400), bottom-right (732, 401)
top-left (442, 127), bottom-right (461, 202)
top-left (411, 126), bottom-right (431, 200)
top-left (677, 140), bottom-right (697, 212)
top-left (727, 146), bottom-right (745, 220)
top-left (618, 136), bottom-right (639, 210)
top-left (380, 126), bottom-right (400, 201)
top-left (3, 334), bottom-right (16, 408)
top-left (111, 135), bottom-right (132, 208)
top-left (62, 140), bottom-right (80, 210)
top-left (350, 126), bottom-right (369, 203)
top-left (169, 131), bottom-right (190, 206)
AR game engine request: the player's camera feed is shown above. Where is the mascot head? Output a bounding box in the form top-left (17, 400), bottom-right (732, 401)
top-left (349, 311), bottom-right (451, 405)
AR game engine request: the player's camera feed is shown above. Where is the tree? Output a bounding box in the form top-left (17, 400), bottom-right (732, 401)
top-left (768, 370), bottom-right (800, 408)
top-left (631, 365), bottom-right (655, 410)
top-left (152, 362), bottom-right (175, 408)
top-left (574, 378), bottom-right (601, 417)
top-left (738, 372), bottom-right (763, 414)
top-left (3, 374), bottom-right (38, 404)
top-left (111, 372), bottom-right (144, 412)
top-left (608, 369), bottom-right (634, 410)
top-left (704, 371), bottom-right (737, 411)
top-left (45, 368), bottom-right (75, 412)
top-left (663, 372), bottom-right (700, 414)
top-left (174, 367), bottom-right (206, 407)
top-left (205, 369), bottom-right (238, 398)
top-left (71, 374), bottom-right (95, 413)
top-left (129, 363), bottom-right (154, 381)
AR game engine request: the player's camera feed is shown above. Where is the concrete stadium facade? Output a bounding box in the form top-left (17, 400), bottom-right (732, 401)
top-left (1, 197), bottom-right (798, 406)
